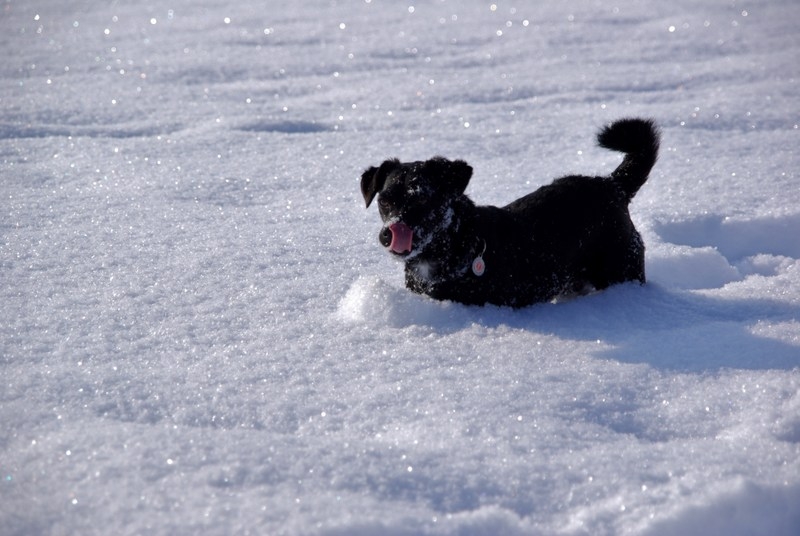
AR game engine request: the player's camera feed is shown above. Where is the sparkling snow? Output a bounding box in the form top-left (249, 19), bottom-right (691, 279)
top-left (2, 1), bottom-right (799, 535)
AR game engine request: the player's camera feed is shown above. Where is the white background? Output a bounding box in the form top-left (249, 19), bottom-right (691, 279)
top-left (2, 1), bottom-right (799, 534)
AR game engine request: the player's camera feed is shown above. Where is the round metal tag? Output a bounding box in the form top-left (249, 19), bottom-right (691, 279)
top-left (472, 256), bottom-right (485, 276)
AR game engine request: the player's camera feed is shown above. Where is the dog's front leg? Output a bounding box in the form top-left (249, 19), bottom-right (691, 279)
top-left (404, 267), bottom-right (433, 297)
top-left (404, 266), bottom-right (486, 306)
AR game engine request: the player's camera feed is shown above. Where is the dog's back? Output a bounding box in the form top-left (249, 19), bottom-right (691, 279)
top-left (505, 118), bottom-right (659, 220)
top-left (497, 118), bottom-right (661, 301)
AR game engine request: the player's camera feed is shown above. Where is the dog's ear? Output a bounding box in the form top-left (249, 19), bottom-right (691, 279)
top-left (424, 157), bottom-right (473, 196)
top-left (360, 159), bottom-right (399, 208)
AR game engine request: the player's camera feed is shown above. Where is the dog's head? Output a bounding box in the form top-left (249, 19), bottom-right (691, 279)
top-left (361, 157), bottom-right (473, 256)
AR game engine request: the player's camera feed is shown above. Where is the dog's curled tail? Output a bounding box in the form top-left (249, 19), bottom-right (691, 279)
top-left (598, 118), bottom-right (660, 200)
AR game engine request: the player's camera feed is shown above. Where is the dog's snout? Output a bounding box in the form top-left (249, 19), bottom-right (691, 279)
top-left (379, 227), bottom-right (392, 247)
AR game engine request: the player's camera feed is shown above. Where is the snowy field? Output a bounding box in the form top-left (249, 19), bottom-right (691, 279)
top-left (2, 0), bottom-right (799, 534)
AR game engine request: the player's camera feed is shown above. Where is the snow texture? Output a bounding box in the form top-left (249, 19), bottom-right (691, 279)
top-left (2, 1), bottom-right (799, 535)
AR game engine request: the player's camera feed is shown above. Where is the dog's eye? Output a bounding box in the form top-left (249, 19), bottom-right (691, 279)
top-left (378, 197), bottom-right (390, 209)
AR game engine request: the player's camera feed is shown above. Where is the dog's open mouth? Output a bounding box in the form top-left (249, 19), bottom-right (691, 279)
top-left (380, 222), bottom-right (413, 255)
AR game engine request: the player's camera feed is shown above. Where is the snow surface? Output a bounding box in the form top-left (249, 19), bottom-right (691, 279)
top-left (2, 0), bottom-right (799, 534)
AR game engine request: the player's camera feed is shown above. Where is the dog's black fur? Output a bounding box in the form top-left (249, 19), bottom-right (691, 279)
top-left (360, 118), bottom-right (660, 307)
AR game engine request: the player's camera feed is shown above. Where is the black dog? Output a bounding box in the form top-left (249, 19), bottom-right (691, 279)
top-left (360, 118), bottom-right (660, 307)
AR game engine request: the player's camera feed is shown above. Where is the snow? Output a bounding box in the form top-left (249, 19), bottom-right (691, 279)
top-left (1, 0), bottom-right (799, 534)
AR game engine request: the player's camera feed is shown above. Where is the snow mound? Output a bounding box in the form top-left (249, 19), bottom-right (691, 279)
top-left (655, 214), bottom-right (800, 260)
top-left (649, 213), bottom-right (800, 290)
top-left (316, 506), bottom-right (530, 536)
top-left (337, 276), bottom-right (475, 329)
top-left (642, 481), bottom-right (800, 536)
top-left (648, 243), bottom-right (741, 290)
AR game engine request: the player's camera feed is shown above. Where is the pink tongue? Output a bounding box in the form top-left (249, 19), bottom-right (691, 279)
top-left (389, 222), bottom-right (413, 254)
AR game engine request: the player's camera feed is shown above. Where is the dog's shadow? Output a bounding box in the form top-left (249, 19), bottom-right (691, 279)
top-left (518, 283), bottom-right (799, 372)
top-left (339, 276), bottom-right (798, 372)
